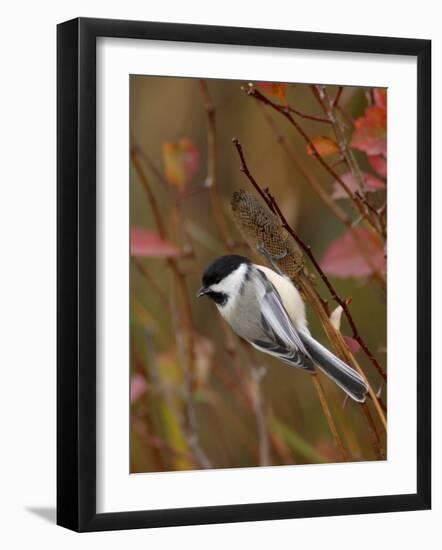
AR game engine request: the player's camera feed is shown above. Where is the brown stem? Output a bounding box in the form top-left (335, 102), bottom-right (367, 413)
top-left (337, 104), bottom-right (355, 127)
top-left (243, 85), bottom-right (372, 222)
top-left (131, 146), bottom-right (211, 468)
top-left (131, 147), bottom-right (167, 238)
top-left (249, 361), bottom-right (271, 466)
top-left (240, 345), bottom-right (270, 445)
top-left (169, 287), bottom-right (211, 469)
top-left (134, 139), bottom-right (278, 467)
top-left (311, 84), bottom-right (367, 196)
top-left (311, 374), bottom-right (349, 461)
top-left (199, 80), bottom-right (233, 250)
top-left (312, 85), bottom-right (387, 246)
top-left (269, 193), bottom-right (387, 382)
top-left (233, 138), bottom-right (386, 381)
top-left (244, 86), bottom-right (352, 196)
top-left (234, 145), bottom-right (351, 456)
top-left (131, 142), bottom-right (169, 188)
top-left (218, 301), bottom-right (294, 466)
top-left (232, 138), bottom-right (387, 434)
top-left (131, 337), bottom-right (167, 471)
top-left (356, 191), bottom-right (387, 241)
top-left (256, 102), bottom-right (386, 291)
top-left (332, 86), bottom-right (344, 107)
top-left (232, 137), bottom-right (273, 209)
top-left (132, 258), bottom-right (169, 307)
top-left (285, 105), bottom-right (332, 124)
top-left (301, 279), bottom-right (387, 435)
top-left (361, 402), bottom-right (385, 459)
top-left (256, 102), bottom-right (351, 228)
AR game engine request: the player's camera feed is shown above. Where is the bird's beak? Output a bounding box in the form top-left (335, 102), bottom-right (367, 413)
top-left (197, 286), bottom-right (209, 298)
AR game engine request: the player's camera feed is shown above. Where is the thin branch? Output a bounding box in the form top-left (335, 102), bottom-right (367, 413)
top-left (232, 137), bottom-right (276, 210)
top-left (298, 275), bottom-right (387, 440)
top-left (256, 102), bottom-right (386, 290)
top-left (332, 86), bottom-right (344, 107)
top-left (240, 343), bottom-right (272, 466)
top-left (232, 139), bottom-right (387, 433)
top-left (234, 144), bottom-right (352, 456)
top-left (218, 318), bottom-right (293, 465)
top-left (131, 142), bottom-right (169, 188)
top-left (131, 147), bottom-right (167, 238)
top-left (134, 140), bottom-right (280, 467)
top-left (232, 138), bottom-right (386, 379)
top-left (268, 193), bottom-right (386, 382)
top-left (256, 102), bottom-right (351, 228)
top-left (132, 257), bottom-right (169, 307)
top-left (243, 85), bottom-right (373, 224)
top-left (199, 80), bottom-right (233, 250)
top-left (356, 191), bottom-right (387, 241)
top-left (361, 400), bottom-right (386, 459)
top-left (311, 374), bottom-right (349, 461)
top-left (312, 85), bottom-right (387, 249)
top-left (249, 361), bottom-right (271, 466)
top-left (131, 145), bottom-right (211, 468)
top-left (243, 86), bottom-right (353, 198)
top-left (311, 85), bottom-right (367, 197)
top-left (131, 337), bottom-right (167, 471)
top-left (213, 328), bottom-right (322, 465)
top-left (169, 289), bottom-right (212, 469)
top-left (285, 104), bottom-right (332, 124)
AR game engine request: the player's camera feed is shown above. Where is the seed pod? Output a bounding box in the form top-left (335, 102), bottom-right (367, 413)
top-left (230, 189), bottom-right (304, 278)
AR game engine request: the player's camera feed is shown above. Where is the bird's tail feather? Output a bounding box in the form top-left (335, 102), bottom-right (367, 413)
top-left (299, 332), bottom-right (368, 403)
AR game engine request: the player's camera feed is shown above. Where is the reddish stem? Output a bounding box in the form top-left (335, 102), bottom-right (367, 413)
top-left (232, 138), bottom-right (387, 382)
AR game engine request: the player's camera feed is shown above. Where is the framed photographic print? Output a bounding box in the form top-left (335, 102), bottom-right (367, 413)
top-left (57, 17), bottom-right (431, 532)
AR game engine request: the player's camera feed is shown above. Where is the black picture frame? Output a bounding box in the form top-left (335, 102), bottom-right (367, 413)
top-left (57, 17), bottom-right (431, 532)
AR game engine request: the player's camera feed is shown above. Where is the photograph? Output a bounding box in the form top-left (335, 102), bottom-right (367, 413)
top-left (129, 75), bottom-right (388, 473)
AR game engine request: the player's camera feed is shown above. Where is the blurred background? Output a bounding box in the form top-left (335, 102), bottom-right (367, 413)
top-left (130, 76), bottom-right (387, 473)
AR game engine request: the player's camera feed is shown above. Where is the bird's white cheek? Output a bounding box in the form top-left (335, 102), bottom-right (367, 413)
top-left (215, 294), bottom-right (235, 320)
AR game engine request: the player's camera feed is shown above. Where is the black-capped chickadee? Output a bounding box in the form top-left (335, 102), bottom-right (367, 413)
top-left (197, 255), bottom-right (368, 402)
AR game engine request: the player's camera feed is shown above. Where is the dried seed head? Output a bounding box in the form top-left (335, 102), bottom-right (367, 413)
top-left (230, 189), bottom-right (304, 278)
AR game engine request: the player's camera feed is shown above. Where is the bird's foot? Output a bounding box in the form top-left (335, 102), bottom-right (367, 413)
top-left (256, 243), bottom-right (286, 275)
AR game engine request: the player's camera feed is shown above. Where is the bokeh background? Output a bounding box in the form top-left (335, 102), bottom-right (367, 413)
top-left (130, 76), bottom-right (387, 473)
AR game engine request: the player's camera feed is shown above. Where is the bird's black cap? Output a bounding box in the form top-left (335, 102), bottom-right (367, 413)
top-left (202, 255), bottom-right (251, 288)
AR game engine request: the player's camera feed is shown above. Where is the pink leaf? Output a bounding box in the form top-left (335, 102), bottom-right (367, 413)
top-left (163, 138), bottom-right (199, 189)
top-left (343, 335), bottom-right (361, 354)
top-left (131, 227), bottom-right (180, 258)
top-left (131, 373), bottom-right (147, 402)
top-left (373, 88), bottom-right (387, 109)
top-left (351, 106), bottom-right (386, 156)
top-left (368, 154), bottom-right (387, 178)
top-left (332, 171), bottom-right (385, 199)
top-left (321, 227), bottom-right (386, 278)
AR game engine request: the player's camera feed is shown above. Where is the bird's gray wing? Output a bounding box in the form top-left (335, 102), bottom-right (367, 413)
top-left (252, 269), bottom-right (315, 372)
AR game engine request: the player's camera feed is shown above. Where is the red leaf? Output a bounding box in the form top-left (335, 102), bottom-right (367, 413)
top-left (373, 88), bottom-right (387, 109)
top-left (321, 227), bottom-right (386, 278)
top-left (163, 138), bottom-right (199, 189)
top-left (130, 227), bottom-right (180, 258)
top-left (257, 82), bottom-right (287, 102)
top-left (131, 373), bottom-right (147, 402)
top-left (332, 171), bottom-right (385, 199)
top-left (368, 154), bottom-right (387, 178)
top-left (343, 335), bottom-right (361, 354)
top-left (307, 136), bottom-right (340, 158)
top-left (351, 106), bottom-right (386, 156)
